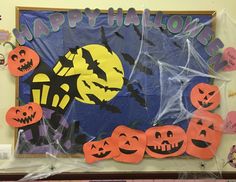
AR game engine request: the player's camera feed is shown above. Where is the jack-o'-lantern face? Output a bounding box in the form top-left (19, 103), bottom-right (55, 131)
top-left (186, 110), bottom-right (223, 160)
top-left (111, 125), bottom-right (146, 163)
top-left (146, 125), bottom-right (187, 158)
top-left (190, 83), bottom-right (220, 111)
top-left (6, 102), bottom-right (43, 128)
top-left (7, 46), bottom-right (40, 76)
top-left (83, 137), bottom-right (119, 164)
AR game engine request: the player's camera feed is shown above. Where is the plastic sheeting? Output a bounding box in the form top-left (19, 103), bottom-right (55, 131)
top-left (1, 9), bottom-right (236, 181)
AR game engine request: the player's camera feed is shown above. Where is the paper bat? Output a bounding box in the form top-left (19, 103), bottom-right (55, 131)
top-left (123, 77), bottom-right (129, 86)
top-left (101, 26), bottom-right (113, 54)
top-left (81, 48), bottom-right (107, 81)
top-left (113, 67), bottom-right (123, 74)
top-left (93, 81), bottom-right (121, 92)
top-left (127, 83), bottom-right (146, 107)
top-left (86, 94), bottom-right (121, 113)
top-left (172, 41), bottom-right (182, 49)
top-left (132, 80), bottom-right (143, 91)
top-left (69, 46), bottom-right (80, 54)
top-left (121, 53), bottom-right (153, 75)
top-left (82, 80), bottom-right (91, 89)
top-left (115, 32), bottom-right (124, 39)
top-left (133, 25), bottom-right (155, 46)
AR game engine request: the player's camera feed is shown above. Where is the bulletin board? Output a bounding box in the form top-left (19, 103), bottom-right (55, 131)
top-left (0, 4), bottom-right (235, 180)
top-left (13, 8), bottom-right (219, 158)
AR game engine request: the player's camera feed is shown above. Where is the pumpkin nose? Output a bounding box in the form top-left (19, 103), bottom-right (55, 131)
top-left (200, 130), bottom-right (206, 137)
top-left (20, 59), bottom-right (25, 63)
top-left (98, 148), bottom-right (104, 151)
top-left (162, 140), bottom-right (170, 145)
top-left (204, 96), bottom-right (208, 100)
top-left (125, 141), bottom-right (130, 145)
top-left (23, 112), bottom-right (27, 116)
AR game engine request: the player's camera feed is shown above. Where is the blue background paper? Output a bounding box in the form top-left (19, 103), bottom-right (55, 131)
top-left (18, 10), bottom-right (213, 142)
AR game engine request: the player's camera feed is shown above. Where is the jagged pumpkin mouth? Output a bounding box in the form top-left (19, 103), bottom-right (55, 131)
top-left (13, 112), bottom-right (36, 124)
top-left (147, 140), bottom-right (184, 154)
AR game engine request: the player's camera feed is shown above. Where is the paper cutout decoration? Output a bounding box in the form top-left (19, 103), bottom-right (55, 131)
top-left (145, 125), bottom-right (187, 158)
top-left (224, 111), bottom-right (236, 134)
top-left (5, 102), bottom-right (43, 128)
top-left (26, 44), bottom-right (125, 113)
top-left (4, 42), bottom-right (40, 76)
top-left (186, 110), bottom-right (223, 160)
top-left (190, 83), bottom-right (220, 111)
top-left (111, 125), bottom-right (146, 163)
top-left (223, 47), bottom-right (236, 72)
top-left (228, 145), bottom-right (236, 168)
top-left (83, 137), bottom-right (119, 164)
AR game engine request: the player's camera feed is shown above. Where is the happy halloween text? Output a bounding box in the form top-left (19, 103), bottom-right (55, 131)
top-left (13, 8), bottom-right (225, 69)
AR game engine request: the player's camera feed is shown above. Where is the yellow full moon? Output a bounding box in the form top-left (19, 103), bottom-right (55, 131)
top-left (65, 44), bottom-right (124, 104)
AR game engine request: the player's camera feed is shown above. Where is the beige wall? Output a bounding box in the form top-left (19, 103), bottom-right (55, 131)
top-left (1, 0), bottom-right (236, 174)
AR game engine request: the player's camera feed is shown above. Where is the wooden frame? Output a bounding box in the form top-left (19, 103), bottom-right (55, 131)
top-left (14, 7), bottom-right (216, 159)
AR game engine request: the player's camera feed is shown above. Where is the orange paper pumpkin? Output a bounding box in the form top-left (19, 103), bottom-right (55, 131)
top-left (145, 125), bottom-right (187, 158)
top-left (186, 110), bottom-right (223, 160)
top-left (7, 45), bottom-right (40, 76)
top-left (190, 83), bottom-right (220, 111)
top-left (111, 125), bottom-right (146, 163)
top-left (83, 137), bottom-right (119, 164)
top-left (6, 102), bottom-right (43, 128)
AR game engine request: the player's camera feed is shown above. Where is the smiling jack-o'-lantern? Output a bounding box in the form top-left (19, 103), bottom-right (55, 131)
top-left (190, 83), bottom-right (220, 111)
top-left (4, 42), bottom-right (40, 76)
top-left (83, 137), bottom-right (119, 164)
top-left (6, 102), bottom-right (43, 128)
top-left (186, 110), bottom-right (223, 160)
top-left (145, 125), bottom-right (187, 158)
top-left (111, 125), bottom-right (146, 163)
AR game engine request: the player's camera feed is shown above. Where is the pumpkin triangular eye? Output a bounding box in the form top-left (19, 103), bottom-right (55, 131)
top-left (208, 91), bottom-right (215, 96)
top-left (19, 50), bottom-right (26, 56)
top-left (104, 141), bottom-right (109, 146)
top-left (11, 55), bottom-right (18, 61)
top-left (209, 124), bottom-right (214, 130)
top-left (197, 119), bottom-right (203, 125)
top-left (155, 131), bottom-right (161, 138)
top-left (91, 144), bottom-right (96, 149)
top-left (167, 131), bottom-right (173, 137)
top-left (199, 89), bottom-right (204, 94)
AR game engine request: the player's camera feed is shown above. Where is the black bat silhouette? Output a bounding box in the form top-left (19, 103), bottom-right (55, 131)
top-left (86, 94), bottom-right (121, 113)
top-left (115, 32), bottom-right (124, 39)
top-left (81, 48), bottom-right (107, 81)
top-left (93, 82), bottom-right (121, 92)
top-left (82, 80), bottom-right (91, 89)
top-left (113, 67), bottom-right (123, 74)
top-left (132, 80), bottom-right (143, 91)
top-left (101, 26), bottom-right (113, 54)
top-left (172, 41), bottom-right (182, 49)
top-left (133, 25), bottom-right (155, 46)
top-left (69, 46), bottom-right (80, 54)
top-left (121, 53), bottom-right (153, 75)
top-left (123, 77), bottom-right (129, 86)
top-left (127, 83), bottom-right (146, 107)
